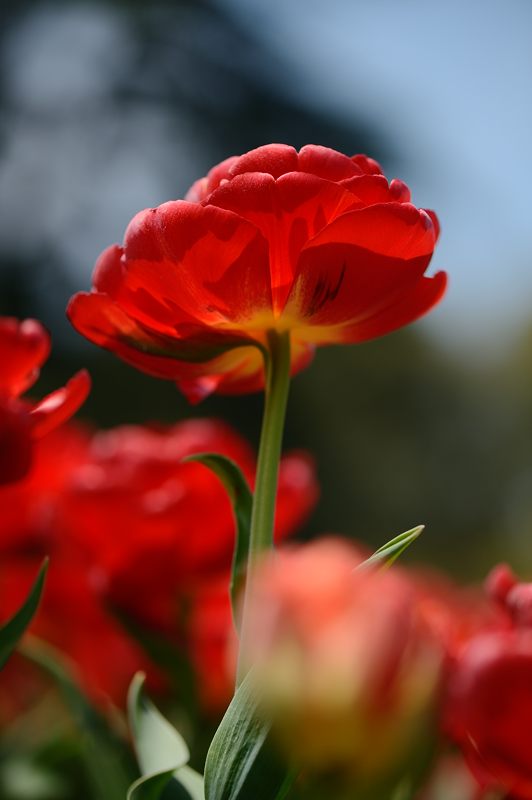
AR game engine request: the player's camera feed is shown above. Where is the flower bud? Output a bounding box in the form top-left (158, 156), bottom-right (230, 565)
top-left (241, 539), bottom-right (443, 785)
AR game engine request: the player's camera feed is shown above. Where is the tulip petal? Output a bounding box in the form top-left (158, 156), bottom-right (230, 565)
top-left (0, 318), bottom-right (51, 398)
top-left (286, 203), bottom-right (439, 327)
top-left (116, 201), bottom-right (272, 330)
top-left (228, 143), bottom-right (299, 179)
top-left (298, 144), bottom-right (363, 180)
top-left (209, 172), bottom-right (360, 313)
top-left (337, 271), bottom-right (447, 344)
top-left (30, 369), bottom-right (91, 437)
top-left (68, 291), bottom-right (260, 364)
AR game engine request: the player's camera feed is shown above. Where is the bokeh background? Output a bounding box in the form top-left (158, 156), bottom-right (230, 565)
top-left (2, 0), bottom-right (532, 577)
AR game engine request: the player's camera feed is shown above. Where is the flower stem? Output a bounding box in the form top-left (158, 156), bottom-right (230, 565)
top-left (236, 329), bottom-right (291, 685)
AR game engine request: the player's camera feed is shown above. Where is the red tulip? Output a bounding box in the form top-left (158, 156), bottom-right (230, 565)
top-left (446, 630), bottom-right (532, 799)
top-left (445, 567), bottom-right (532, 799)
top-left (0, 317), bottom-right (90, 484)
top-left (68, 144), bottom-right (446, 402)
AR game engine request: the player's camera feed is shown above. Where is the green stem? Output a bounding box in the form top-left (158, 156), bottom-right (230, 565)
top-left (236, 329), bottom-right (291, 684)
top-left (249, 330), bottom-right (292, 564)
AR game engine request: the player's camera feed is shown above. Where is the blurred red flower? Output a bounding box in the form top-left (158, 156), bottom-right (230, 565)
top-left (446, 630), bottom-right (532, 799)
top-left (0, 420), bottom-right (318, 709)
top-left (68, 144), bottom-right (446, 402)
top-left (0, 317), bottom-right (90, 485)
top-left (240, 539), bottom-right (444, 781)
top-left (446, 567), bottom-right (532, 799)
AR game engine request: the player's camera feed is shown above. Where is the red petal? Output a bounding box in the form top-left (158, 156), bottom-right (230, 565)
top-left (351, 154), bottom-right (384, 175)
top-left (68, 292), bottom-right (268, 398)
top-left (228, 143), bottom-right (298, 179)
top-left (208, 172), bottom-right (360, 313)
top-left (287, 203), bottom-right (439, 327)
top-left (339, 174), bottom-right (400, 205)
top-left (424, 209), bottom-right (441, 243)
top-left (297, 145), bottom-right (362, 180)
top-left (0, 318), bottom-right (51, 398)
top-left (307, 202), bottom-right (437, 260)
top-left (93, 244), bottom-right (124, 295)
top-left (389, 179), bottom-right (411, 203)
top-left (118, 201), bottom-right (272, 329)
top-left (337, 272), bottom-right (447, 343)
top-left (68, 291), bottom-right (262, 365)
top-left (30, 369), bottom-right (91, 437)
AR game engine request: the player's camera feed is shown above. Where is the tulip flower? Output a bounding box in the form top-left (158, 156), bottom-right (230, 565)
top-left (68, 143), bottom-right (446, 404)
top-left (0, 317), bottom-right (90, 485)
top-left (445, 566), bottom-right (532, 799)
top-left (446, 630), bottom-right (532, 799)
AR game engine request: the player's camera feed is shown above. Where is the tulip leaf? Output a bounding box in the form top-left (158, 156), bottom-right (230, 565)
top-left (184, 453), bottom-right (253, 629)
top-left (361, 525), bottom-right (425, 570)
top-left (127, 672), bottom-right (204, 800)
top-left (204, 670), bottom-right (291, 800)
top-left (0, 559), bottom-right (47, 669)
top-left (21, 636), bottom-right (134, 800)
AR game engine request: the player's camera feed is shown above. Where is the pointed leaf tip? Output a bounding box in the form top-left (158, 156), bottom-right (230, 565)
top-left (360, 525), bottom-right (425, 570)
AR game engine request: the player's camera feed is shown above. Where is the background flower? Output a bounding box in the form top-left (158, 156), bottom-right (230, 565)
top-left (241, 539), bottom-right (444, 788)
top-left (0, 419), bottom-right (318, 709)
top-left (0, 317), bottom-right (90, 485)
top-left (445, 568), bottom-right (532, 798)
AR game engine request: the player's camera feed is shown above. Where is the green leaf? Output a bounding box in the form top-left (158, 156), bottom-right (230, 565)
top-left (184, 453), bottom-right (253, 629)
top-left (0, 559), bottom-right (47, 669)
top-left (360, 525), bottom-right (425, 570)
top-left (204, 670), bottom-right (291, 800)
top-left (127, 672), bottom-right (204, 800)
top-left (21, 637), bottom-right (133, 800)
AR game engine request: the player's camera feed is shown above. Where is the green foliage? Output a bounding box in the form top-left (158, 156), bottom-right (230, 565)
top-left (204, 670), bottom-right (292, 800)
top-left (185, 453), bottom-right (253, 629)
top-left (0, 560), bottom-right (47, 670)
top-left (127, 673), bottom-right (204, 800)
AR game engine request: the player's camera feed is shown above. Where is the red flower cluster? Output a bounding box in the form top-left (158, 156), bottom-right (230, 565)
top-left (0, 420), bottom-right (318, 709)
top-left (68, 144), bottom-right (446, 402)
top-left (0, 317), bottom-right (90, 485)
top-left (446, 565), bottom-right (532, 799)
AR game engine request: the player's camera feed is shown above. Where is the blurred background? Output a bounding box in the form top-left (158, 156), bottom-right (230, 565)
top-left (1, 0), bottom-right (532, 577)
